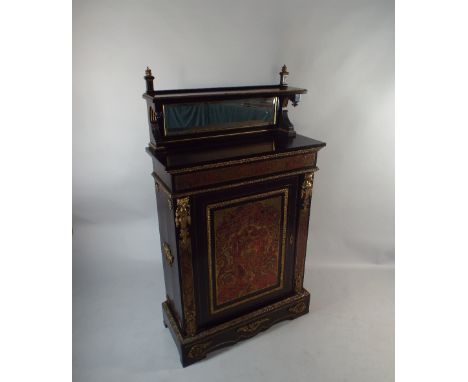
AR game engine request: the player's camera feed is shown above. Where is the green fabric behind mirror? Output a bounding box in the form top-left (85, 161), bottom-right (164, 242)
top-left (164, 97), bottom-right (277, 136)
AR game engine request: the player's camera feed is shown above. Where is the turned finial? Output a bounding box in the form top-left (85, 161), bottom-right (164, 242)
top-left (144, 66), bottom-right (155, 93)
top-left (279, 65), bottom-right (289, 88)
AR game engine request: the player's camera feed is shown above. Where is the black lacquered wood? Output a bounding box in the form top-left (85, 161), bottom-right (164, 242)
top-left (143, 73), bottom-right (326, 366)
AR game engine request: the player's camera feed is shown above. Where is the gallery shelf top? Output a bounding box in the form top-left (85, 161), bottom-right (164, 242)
top-left (143, 84), bottom-right (307, 103)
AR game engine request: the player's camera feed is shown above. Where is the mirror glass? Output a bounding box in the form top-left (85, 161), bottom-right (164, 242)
top-left (164, 97), bottom-right (277, 136)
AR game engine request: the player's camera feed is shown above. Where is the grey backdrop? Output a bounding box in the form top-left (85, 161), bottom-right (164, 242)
top-left (73, 0), bottom-right (394, 381)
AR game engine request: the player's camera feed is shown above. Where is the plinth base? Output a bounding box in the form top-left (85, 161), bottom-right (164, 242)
top-left (162, 289), bottom-right (310, 367)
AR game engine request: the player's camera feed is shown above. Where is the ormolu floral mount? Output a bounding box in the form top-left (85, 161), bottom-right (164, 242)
top-left (143, 66), bottom-right (325, 366)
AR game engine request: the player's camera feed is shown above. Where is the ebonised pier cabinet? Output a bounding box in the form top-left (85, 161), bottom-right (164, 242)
top-left (142, 66), bottom-right (325, 366)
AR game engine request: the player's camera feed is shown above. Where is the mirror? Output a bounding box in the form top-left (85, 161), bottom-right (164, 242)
top-left (163, 97), bottom-right (278, 136)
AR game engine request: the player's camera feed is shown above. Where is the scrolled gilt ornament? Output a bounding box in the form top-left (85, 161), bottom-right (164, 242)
top-left (162, 242), bottom-right (174, 266)
top-left (288, 302), bottom-right (307, 315)
top-left (237, 318), bottom-right (270, 334)
top-left (301, 173), bottom-right (314, 209)
top-left (149, 106), bottom-right (158, 123)
top-left (187, 341), bottom-right (211, 359)
top-left (175, 197), bottom-right (191, 249)
top-left (175, 196), bottom-right (196, 336)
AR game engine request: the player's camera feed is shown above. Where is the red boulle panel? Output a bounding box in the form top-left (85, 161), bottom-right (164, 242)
top-left (207, 189), bottom-right (288, 314)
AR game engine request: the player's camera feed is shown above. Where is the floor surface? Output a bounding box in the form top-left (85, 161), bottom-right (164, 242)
top-left (73, 221), bottom-right (394, 382)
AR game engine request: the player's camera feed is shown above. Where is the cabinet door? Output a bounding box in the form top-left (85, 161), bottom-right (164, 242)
top-left (191, 176), bottom-right (299, 329)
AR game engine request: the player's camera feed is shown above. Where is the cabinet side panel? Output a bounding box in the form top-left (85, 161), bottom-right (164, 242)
top-left (152, 156), bottom-right (173, 190)
top-left (294, 172), bottom-right (315, 292)
top-left (155, 187), bottom-right (183, 327)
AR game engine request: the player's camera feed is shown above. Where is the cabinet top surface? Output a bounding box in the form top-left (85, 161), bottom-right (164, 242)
top-left (143, 85), bottom-right (307, 102)
top-left (147, 132), bottom-right (325, 172)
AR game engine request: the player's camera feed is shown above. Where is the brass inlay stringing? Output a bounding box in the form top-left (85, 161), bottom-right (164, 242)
top-left (156, 128), bottom-right (270, 146)
top-left (236, 318), bottom-right (270, 334)
top-left (273, 96), bottom-right (278, 125)
top-left (165, 119), bottom-right (272, 136)
top-left (301, 172), bottom-right (314, 209)
top-left (207, 189), bottom-right (289, 314)
top-left (294, 271), bottom-right (303, 293)
top-left (169, 147), bottom-right (319, 174)
top-left (162, 242), bottom-right (174, 266)
top-left (294, 245), bottom-right (303, 293)
top-left (152, 167), bottom-right (319, 199)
